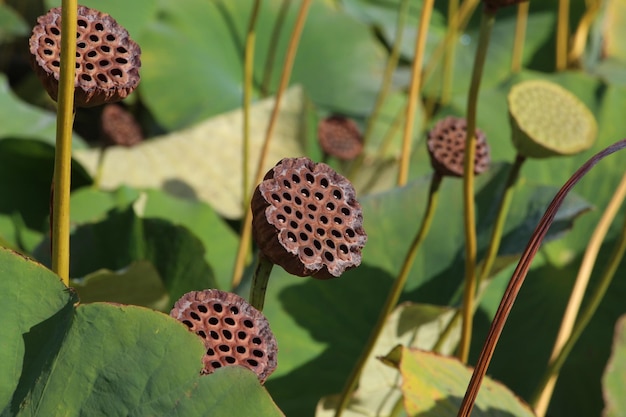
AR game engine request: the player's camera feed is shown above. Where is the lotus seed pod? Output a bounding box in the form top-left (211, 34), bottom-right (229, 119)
top-left (251, 157), bottom-right (367, 280)
top-left (29, 6), bottom-right (141, 108)
top-left (318, 115), bottom-right (364, 160)
top-left (101, 103), bottom-right (143, 147)
top-left (508, 80), bottom-right (597, 158)
top-left (170, 289), bottom-right (278, 383)
top-left (426, 116), bottom-right (491, 178)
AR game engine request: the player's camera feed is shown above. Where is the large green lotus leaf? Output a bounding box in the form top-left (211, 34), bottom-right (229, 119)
top-left (0, 139), bottom-right (91, 238)
top-left (69, 187), bottom-right (238, 290)
top-left (316, 303), bottom-right (459, 417)
top-left (603, 314), bottom-right (626, 417)
top-left (74, 86), bottom-right (307, 219)
top-left (0, 75), bottom-right (85, 148)
top-left (0, 4), bottom-right (27, 43)
top-left (0, 247), bottom-right (75, 412)
top-left (33, 206), bottom-right (217, 307)
top-left (390, 347), bottom-right (535, 416)
top-left (0, 247), bottom-right (283, 416)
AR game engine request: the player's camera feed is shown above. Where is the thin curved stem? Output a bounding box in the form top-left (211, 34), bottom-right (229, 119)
top-left (231, 0), bottom-right (312, 289)
top-left (334, 174), bottom-right (442, 417)
top-left (456, 138), bottom-right (626, 417)
top-left (249, 253), bottom-right (274, 311)
top-left (348, 0), bottom-right (410, 181)
top-left (532, 171), bottom-right (626, 417)
top-left (397, 0), bottom-right (434, 186)
top-left (242, 0), bottom-right (263, 211)
top-left (556, 0), bottom-right (570, 70)
top-left (568, 0), bottom-right (601, 66)
top-left (511, 1), bottom-right (529, 73)
top-left (52, 0), bottom-right (78, 286)
top-left (477, 154), bottom-right (526, 288)
top-left (458, 7), bottom-right (496, 364)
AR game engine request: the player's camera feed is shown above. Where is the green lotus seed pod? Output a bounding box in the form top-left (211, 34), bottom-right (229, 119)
top-left (508, 80), bottom-right (597, 158)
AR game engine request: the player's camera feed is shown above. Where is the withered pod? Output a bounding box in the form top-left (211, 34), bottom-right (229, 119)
top-left (426, 116), bottom-right (490, 178)
top-left (170, 289), bottom-right (278, 383)
top-left (317, 115), bottom-right (364, 160)
top-left (252, 157), bottom-right (367, 279)
top-left (29, 6), bottom-right (141, 108)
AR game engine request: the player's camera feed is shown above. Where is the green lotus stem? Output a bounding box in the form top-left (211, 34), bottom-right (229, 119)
top-left (458, 7), bottom-right (496, 364)
top-left (432, 154), bottom-right (525, 354)
top-left (477, 154), bottom-right (526, 288)
top-left (397, 0), bottom-right (434, 186)
top-left (348, 0), bottom-right (409, 181)
top-left (532, 172), bottom-right (626, 417)
top-left (456, 138), bottom-right (626, 417)
top-left (441, 0), bottom-right (459, 104)
top-left (231, 0), bottom-right (312, 289)
top-left (51, 0), bottom-right (78, 286)
top-left (261, 0), bottom-right (290, 97)
top-left (511, 1), bottom-right (529, 73)
top-left (334, 174), bottom-right (442, 417)
top-left (556, 0), bottom-right (569, 70)
top-left (249, 253), bottom-right (274, 311)
top-left (243, 0), bottom-right (262, 210)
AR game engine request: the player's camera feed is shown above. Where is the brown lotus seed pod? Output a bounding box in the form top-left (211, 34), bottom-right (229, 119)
top-left (252, 157), bottom-right (367, 280)
top-left (317, 115), bottom-right (364, 160)
top-left (100, 103), bottom-right (143, 147)
top-left (29, 6), bottom-right (141, 108)
top-left (170, 289), bottom-right (278, 383)
top-left (426, 116), bottom-right (490, 178)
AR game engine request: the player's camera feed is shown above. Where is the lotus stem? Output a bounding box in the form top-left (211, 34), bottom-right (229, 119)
top-left (249, 253), bottom-right (274, 311)
top-left (397, 0), bottom-right (434, 186)
top-left (51, 0), bottom-right (78, 286)
top-left (334, 174), bottom-right (442, 417)
top-left (556, 0), bottom-right (570, 70)
top-left (458, 6), bottom-right (496, 364)
top-left (511, 1), bottom-right (529, 73)
top-left (243, 0), bottom-right (263, 211)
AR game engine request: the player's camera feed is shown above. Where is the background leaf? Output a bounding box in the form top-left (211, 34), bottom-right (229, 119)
top-left (73, 86), bottom-right (307, 219)
top-left (393, 347), bottom-right (535, 417)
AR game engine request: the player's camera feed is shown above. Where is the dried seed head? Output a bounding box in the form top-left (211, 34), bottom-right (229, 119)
top-left (426, 116), bottom-right (490, 177)
top-left (252, 157), bottom-right (367, 279)
top-left (482, 0), bottom-right (528, 12)
top-left (170, 289), bottom-right (278, 383)
top-left (508, 80), bottom-right (597, 158)
top-left (100, 104), bottom-right (143, 147)
top-left (317, 115), bottom-right (364, 160)
top-left (29, 6), bottom-right (141, 108)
